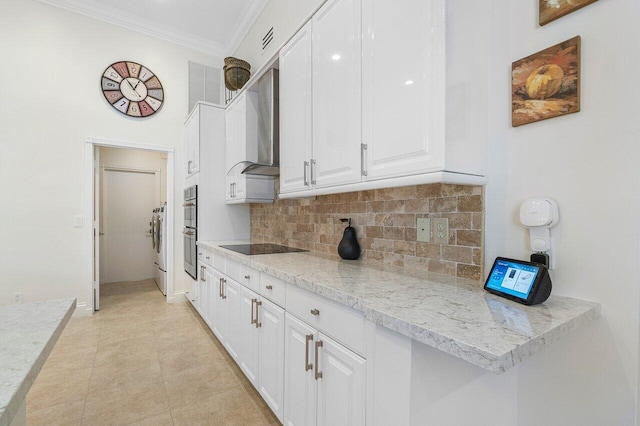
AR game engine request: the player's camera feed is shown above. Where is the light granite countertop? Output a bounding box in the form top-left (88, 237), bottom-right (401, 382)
top-left (199, 241), bottom-right (600, 374)
top-left (0, 299), bottom-right (76, 426)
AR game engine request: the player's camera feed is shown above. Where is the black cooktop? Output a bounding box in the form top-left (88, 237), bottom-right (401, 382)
top-left (220, 243), bottom-right (308, 255)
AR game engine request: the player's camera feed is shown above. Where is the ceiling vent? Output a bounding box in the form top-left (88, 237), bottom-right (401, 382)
top-left (262, 27), bottom-right (274, 53)
top-left (188, 61), bottom-right (222, 112)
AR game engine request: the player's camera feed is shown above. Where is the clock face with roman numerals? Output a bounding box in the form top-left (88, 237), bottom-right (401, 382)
top-left (101, 61), bottom-right (164, 118)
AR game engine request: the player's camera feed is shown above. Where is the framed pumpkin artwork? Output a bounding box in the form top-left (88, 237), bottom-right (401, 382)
top-left (511, 36), bottom-right (581, 127)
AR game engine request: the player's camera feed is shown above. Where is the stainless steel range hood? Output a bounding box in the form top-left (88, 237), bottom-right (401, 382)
top-left (240, 69), bottom-right (279, 176)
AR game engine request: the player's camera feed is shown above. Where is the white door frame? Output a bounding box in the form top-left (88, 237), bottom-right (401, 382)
top-left (84, 137), bottom-right (175, 315)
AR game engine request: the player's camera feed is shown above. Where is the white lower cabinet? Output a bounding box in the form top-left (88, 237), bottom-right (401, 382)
top-left (257, 297), bottom-right (286, 422)
top-left (201, 264), bottom-right (214, 326)
top-left (197, 260), bottom-right (364, 425)
top-left (284, 313), bottom-right (365, 426)
top-left (239, 286), bottom-right (261, 386)
top-left (211, 270), bottom-right (228, 346)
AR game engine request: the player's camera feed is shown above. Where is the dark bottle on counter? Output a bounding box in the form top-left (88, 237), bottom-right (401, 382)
top-left (338, 218), bottom-right (361, 260)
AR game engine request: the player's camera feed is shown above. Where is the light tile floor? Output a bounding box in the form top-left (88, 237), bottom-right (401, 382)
top-left (26, 279), bottom-right (280, 426)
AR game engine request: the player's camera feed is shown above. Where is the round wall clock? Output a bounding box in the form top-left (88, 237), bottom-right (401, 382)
top-left (101, 61), bottom-right (164, 117)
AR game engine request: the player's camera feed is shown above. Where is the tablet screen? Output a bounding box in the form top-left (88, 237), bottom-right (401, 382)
top-left (485, 258), bottom-right (541, 300)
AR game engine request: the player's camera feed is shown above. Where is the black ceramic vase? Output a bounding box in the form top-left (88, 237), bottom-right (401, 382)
top-left (338, 218), bottom-right (361, 260)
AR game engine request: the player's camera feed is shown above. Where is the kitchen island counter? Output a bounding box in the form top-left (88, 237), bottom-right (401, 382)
top-left (199, 241), bottom-right (599, 374)
top-left (0, 299), bottom-right (76, 426)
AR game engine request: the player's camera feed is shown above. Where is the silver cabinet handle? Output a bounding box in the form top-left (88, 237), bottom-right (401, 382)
top-left (222, 278), bottom-right (227, 299)
top-left (255, 301), bottom-right (262, 328)
top-left (183, 202), bottom-right (196, 207)
top-left (200, 266), bottom-right (206, 281)
top-left (244, 275), bottom-right (250, 279)
top-left (219, 278), bottom-right (223, 298)
top-left (303, 161), bottom-right (310, 186)
top-left (187, 160), bottom-right (192, 174)
top-left (361, 143), bottom-right (368, 177)
top-left (311, 159), bottom-right (317, 185)
top-left (266, 285), bottom-right (273, 290)
top-left (310, 308), bottom-right (320, 316)
top-left (206, 256), bottom-right (210, 260)
top-left (251, 298), bottom-right (257, 325)
top-left (315, 340), bottom-right (323, 380)
top-left (183, 230), bottom-right (195, 235)
top-left (305, 334), bottom-right (314, 371)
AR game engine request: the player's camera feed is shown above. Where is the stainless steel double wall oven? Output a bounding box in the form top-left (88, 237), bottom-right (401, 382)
top-left (183, 185), bottom-right (197, 279)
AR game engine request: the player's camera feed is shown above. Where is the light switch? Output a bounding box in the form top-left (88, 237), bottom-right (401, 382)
top-left (417, 218), bottom-right (430, 242)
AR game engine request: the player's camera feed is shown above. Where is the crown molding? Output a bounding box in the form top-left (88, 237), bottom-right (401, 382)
top-left (225, 0), bottom-right (269, 56)
top-left (33, 0), bottom-right (231, 57)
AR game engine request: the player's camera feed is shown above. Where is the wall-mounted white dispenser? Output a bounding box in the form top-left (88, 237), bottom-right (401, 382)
top-left (519, 198), bottom-right (559, 266)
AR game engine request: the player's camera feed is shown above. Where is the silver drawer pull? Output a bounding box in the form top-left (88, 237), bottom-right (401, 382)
top-left (310, 309), bottom-right (320, 316)
top-left (244, 275), bottom-right (250, 279)
top-left (266, 285), bottom-right (273, 290)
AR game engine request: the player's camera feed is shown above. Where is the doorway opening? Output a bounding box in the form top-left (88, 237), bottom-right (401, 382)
top-left (85, 137), bottom-right (175, 314)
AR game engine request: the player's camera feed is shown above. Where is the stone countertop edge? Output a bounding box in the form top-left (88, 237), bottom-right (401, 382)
top-left (0, 298), bottom-right (76, 426)
top-left (198, 241), bottom-right (601, 374)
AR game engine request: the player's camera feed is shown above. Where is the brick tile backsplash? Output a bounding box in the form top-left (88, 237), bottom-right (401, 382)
top-left (250, 182), bottom-right (485, 281)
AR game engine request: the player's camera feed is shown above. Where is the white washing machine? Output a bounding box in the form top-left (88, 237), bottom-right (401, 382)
top-left (153, 205), bottom-right (167, 295)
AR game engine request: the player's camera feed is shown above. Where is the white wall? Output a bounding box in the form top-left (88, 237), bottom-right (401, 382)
top-left (0, 0), bottom-right (220, 308)
top-left (482, 0), bottom-right (640, 422)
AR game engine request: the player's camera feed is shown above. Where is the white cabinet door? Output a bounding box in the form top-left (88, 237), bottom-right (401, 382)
top-left (239, 286), bottom-right (260, 387)
top-left (316, 333), bottom-right (366, 426)
top-left (202, 265), bottom-right (214, 326)
top-left (361, 0), bottom-right (446, 180)
top-left (185, 107), bottom-right (200, 177)
top-left (224, 278), bottom-right (241, 361)
top-left (312, 0), bottom-right (362, 189)
top-left (284, 313), bottom-right (317, 426)
top-left (279, 20), bottom-right (313, 194)
top-left (211, 270), bottom-right (227, 343)
top-left (259, 298), bottom-right (285, 422)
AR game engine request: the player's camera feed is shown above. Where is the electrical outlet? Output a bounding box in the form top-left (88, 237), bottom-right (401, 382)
top-left (416, 218), bottom-right (431, 242)
top-left (432, 218), bottom-right (449, 244)
top-left (13, 292), bottom-right (22, 304)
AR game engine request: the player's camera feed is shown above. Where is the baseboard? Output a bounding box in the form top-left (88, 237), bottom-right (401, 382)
top-left (169, 291), bottom-right (186, 304)
top-left (73, 302), bottom-right (93, 317)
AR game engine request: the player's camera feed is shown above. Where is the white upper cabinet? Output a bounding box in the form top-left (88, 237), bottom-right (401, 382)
top-left (311, 0), bottom-right (362, 188)
top-left (184, 106), bottom-right (201, 177)
top-left (279, 21), bottom-right (313, 194)
top-left (278, 0), bottom-right (485, 199)
top-left (361, 0), bottom-right (445, 180)
top-left (279, 0), bottom-right (362, 195)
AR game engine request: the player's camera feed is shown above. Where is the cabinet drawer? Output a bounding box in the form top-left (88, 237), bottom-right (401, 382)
top-left (213, 253), bottom-right (226, 272)
top-left (198, 248), bottom-right (213, 266)
top-left (225, 258), bottom-right (242, 283)
top-left (241, 264), bottom-right (260, 293)
top-left (260, 274), bottom-right (286, 307)
top-left (287, 284), bottom-right (365, 355)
